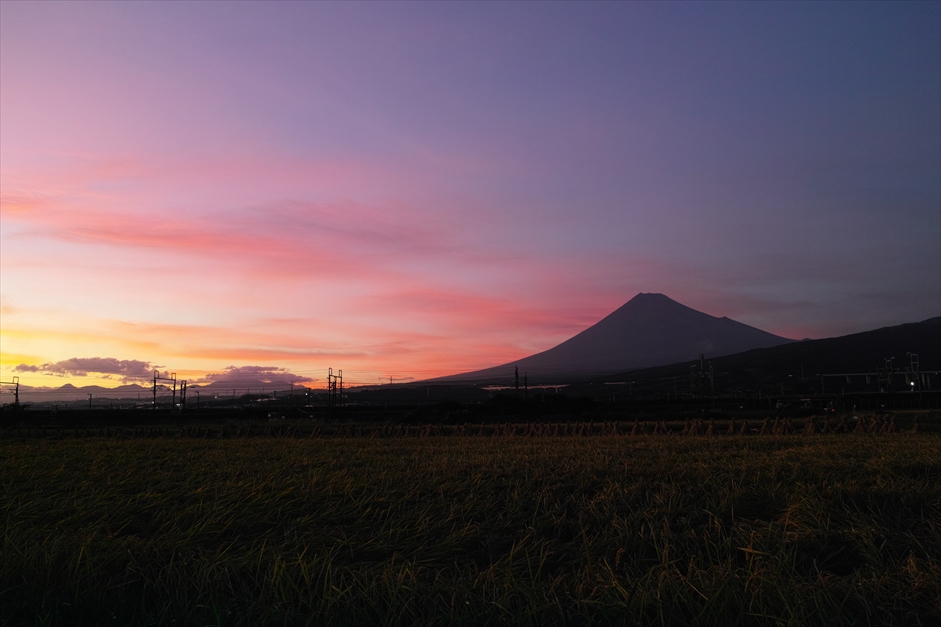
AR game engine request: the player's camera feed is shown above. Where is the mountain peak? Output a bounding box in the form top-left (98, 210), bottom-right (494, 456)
top-left (434, 293), bottom-right (794, 383)
top-left (629, 292), bottom-right (672, 302)
top-left (622, 293), bottom-right (696, 312)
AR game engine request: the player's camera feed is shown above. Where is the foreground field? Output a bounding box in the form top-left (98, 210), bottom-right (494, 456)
top-left (2, 433), bottom-right (940, 626)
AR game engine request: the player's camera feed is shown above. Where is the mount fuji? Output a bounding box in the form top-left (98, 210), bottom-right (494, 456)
top-left (434, 293), bottom-right (794, 383)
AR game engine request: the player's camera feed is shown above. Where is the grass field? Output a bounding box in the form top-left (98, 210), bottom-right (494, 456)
top-left (2, 423), bottom-right (940, 626)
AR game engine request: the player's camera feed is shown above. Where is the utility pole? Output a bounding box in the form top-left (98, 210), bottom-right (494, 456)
top-left (88, 394), bottom-right (92, 410)
top-left (908, 352), bottom-right (921, 405)
top-left (907, 352), bottom-right (920, 392)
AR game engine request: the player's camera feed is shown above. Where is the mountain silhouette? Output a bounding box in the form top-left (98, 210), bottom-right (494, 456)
top-left (593, 316), bottom-right (940, 389)
top-left (434, 293), bottom-right (794, 383)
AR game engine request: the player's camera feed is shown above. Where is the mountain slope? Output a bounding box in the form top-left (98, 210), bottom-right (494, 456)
top-left (569, 316), bottom-right (941, 397)
top-left (434, 293), bottom-right (793, 383)
top-left (608, 316), bottom-right (940, 380)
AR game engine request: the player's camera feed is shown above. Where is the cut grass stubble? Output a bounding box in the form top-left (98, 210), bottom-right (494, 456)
top-left (2, 435), bottom-right (940, 626)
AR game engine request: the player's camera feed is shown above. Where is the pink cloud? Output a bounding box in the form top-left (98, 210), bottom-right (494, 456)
top-left (2, 190), bottom-right (465, 284)
top-left (194, 365), bottom-right (314, 385)
top-left (14, 357), bottom-right (159, 382)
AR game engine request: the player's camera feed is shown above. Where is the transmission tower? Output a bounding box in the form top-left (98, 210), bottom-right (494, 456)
top-left (327, 368), bottom-right (343, 409)
top-left (0, 376), bottom-right (20, 408)
top-left (690, 354), bottom-right (714, 403)
top-left (878, 357), bottom-right (895, 392)
top-left (152, 370), bottom-right (177, 409)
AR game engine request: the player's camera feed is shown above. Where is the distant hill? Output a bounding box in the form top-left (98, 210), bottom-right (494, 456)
top-left (591, 317), bottom-right (941, 392)
top-left (432, 293), bottom-right (794, 384)
top-left (12, 379), bottom-right (298, 404)
top-left (198, 379), bottom-right (297, 392)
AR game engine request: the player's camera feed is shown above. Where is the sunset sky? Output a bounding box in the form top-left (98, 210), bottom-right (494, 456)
top-left (1, 2), bottom-right (939, 390)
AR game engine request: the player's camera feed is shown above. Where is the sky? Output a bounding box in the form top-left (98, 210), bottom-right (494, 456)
top-left (1, 2), bottom-right (939, 390)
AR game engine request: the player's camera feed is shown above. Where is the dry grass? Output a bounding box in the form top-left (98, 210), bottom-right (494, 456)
top-left (2, 429), bottom-right (939, 626)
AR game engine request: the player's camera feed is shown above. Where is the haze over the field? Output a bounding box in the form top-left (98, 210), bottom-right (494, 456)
top-left (1, 2), bottom-right (939, 388)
